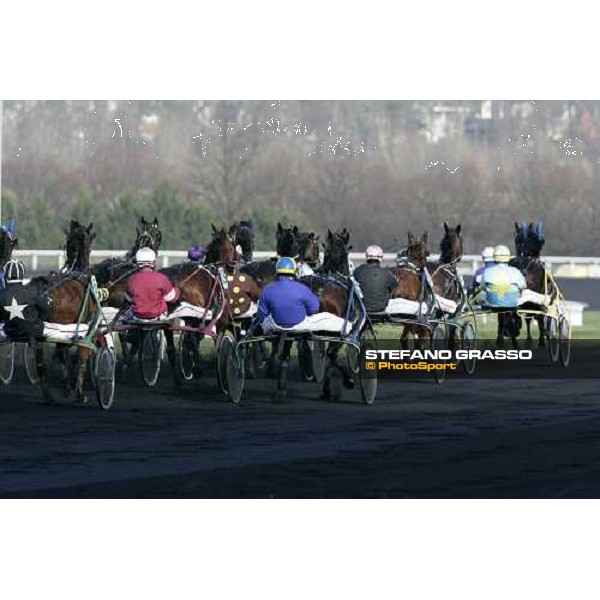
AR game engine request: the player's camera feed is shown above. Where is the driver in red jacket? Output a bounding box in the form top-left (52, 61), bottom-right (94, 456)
top-left (126, 248), bottom-right (180, 319)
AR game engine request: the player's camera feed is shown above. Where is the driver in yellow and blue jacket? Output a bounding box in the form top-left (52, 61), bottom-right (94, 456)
top-left (480, 245), bottom-right (526, 308)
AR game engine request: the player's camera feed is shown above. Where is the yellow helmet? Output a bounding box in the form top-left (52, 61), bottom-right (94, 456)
top-left (493, 244), bottom-right (511, 263)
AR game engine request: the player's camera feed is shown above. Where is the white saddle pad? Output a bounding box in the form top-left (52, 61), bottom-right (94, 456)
top-left (121, 302), bottom-right (212, 325)
top-left (168, 303), bottom-right (212, 321)
top-left (262, 313), bottom-right (352, 335)
top-left (518, 289), bottom-right (552, 307)
top-left (434, 294), bottom-right (458, 314)
top-left (43, 322), bottom-right (90, 342)
top-left (385, 298), bottom-right (429, 316)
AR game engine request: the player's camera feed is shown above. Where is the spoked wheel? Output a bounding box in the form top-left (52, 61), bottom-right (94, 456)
top-left (138, 330), bottom-right (162, 387)
top-left (23, 343), bottom-right (38, 384)
top-left (346, 345), bottom-right (360, 376)
top-left (460, 322), bottom-right (477, 375)
top-left (359, 339), bottom-right (377, 405)
top-left (216, 330), bottom-right (235, 396)
top-left (224, 340), bottom-right (245, 405)
top-left (95, 347), bottom-right (116, 410)
top-left (310, 340), bottom-right (327, 384)
top-left (431, 325), bottom-right (447, 384)
top-left (0, 342), bottom-right (15, 385)
top-left (546, 317), bottom-right (559, 363)
top-left (558, 316), bottom-right (571, 367)
top-left (178, 330), bottom-right (199, 381)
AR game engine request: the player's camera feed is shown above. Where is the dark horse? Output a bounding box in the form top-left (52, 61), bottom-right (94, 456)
top-left (234, 219), bottom-right (254, 263)
top-left (427, 223), bottom-right (463, 302)
top-left (389, 231), bottom-right (432, 348)
top-left (509, 220), bottom-right (552, 347)
top-left (0, 219), bottom-right (19, 274)
top-left (32, 220), bottom-right (97, 402)
top-left (299, 228), bottom-right (358, 397)
top-left (241, 223), bottom-right (304, 287)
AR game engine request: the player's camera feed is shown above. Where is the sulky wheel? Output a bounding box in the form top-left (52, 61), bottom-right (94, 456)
top-left (224, 340), bottom-right (245, 405)
top-left (138, 330), bottom-right (162, 387)
top-left (216, 330), bottom-right (235, 396)
top-left (546, 317), bottom-right (559, 363)
top-left (178, 330), bottom-right (198, 381)
top-left (0, 342), bottom-right (15, 385)
top-left (558, 316), bottom-right (571, 367)
top-left (310, 340), bottom-right (327, 384)
top-left (346, 345), bottom-right (360, 376)
top-left (358, 344), bottom-right (377, 405)
top-left (95, 346), bottom-right (116, 410)
top-left (431, 324), bottom-right (447, 384)
top-left (460, 322), bottom-right (477, 376)
top-left (23, 343), bottom-right (38, 385)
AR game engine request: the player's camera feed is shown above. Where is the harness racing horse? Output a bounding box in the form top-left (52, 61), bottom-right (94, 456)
top-left (0, 219), bottom-right (19, 281)
top-left (161, 225), bottom-right (260, 383)
top-left (93, 216), bottom-right (163, 307)
top-left (240, 223), bottom-right (301, 287)
top-left (32, 221), bottom-right (98, 402)
top-left (426, 223), bottom-right (464, 346)
top-left (299, 229), bottom-right (357, 398)
top-left (298, 232), bottom-right (320, 269)
top-left (234, 220), bottom-right (254, 263)
top-left (510, 220), bottom-right (552, 347)
top-left (389, 231), bottom-right (433, 349)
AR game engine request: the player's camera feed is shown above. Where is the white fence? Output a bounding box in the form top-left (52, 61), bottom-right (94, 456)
top-left (11, 249), bottom-right (600, 278)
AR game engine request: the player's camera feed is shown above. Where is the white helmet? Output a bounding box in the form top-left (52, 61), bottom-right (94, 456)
top-left (365, 245), bottom-right (384, 262)
top-left (481, 246), bottom-right (495, 262)
top-left (493, 244), bottom-right (511, 263)
top-left (135, 247), bottom-right (157, 266)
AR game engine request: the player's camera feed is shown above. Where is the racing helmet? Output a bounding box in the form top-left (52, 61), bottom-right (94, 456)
top-left (493, 244), bottom-right (511, 263)
top-left (481, 246), bottom-right (495, 262)
top-left (135, 247), bottom-right (157, 267)
top-left (4, 258), bottom-right (25, 283)
top-left (276, 256), bottom-right (296, 275)
top-left (365, 244), bottom-right (384, 262)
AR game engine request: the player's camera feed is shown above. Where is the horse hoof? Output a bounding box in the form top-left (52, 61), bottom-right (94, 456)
top-left (524, 338), bottom-right (533, 349)
top-left (75, 395), bottom-right (88, 405)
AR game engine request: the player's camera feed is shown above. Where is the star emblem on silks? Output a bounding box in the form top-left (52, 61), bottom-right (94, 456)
top-left (4, 297), bottom-right (27, 320)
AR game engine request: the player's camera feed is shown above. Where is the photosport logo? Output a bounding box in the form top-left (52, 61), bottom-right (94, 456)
top-left (360, 340), bottom-right (600, 380)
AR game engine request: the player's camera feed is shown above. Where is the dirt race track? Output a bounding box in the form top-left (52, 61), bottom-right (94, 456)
top-left (1, 362), bottom-right (600, 498)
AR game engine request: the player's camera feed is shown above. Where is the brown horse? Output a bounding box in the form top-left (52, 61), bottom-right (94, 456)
top-left (389, 231), bottom-right (432, 348)
top-left (33, 221), bottom-right (98, 402)
top-left (160, 226), bottom-right (261, 382)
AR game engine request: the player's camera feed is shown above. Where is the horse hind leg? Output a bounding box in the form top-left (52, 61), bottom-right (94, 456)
top-left (75, 347), bottom-right (91, 404)
top-left (524, 317), bottom-right (534, 349)
top-left (496, 315), bottom-right (505, 347)
top-left (537, 315), bottom-right (546, 347)
top-left (164, 329), bottom-right (182, 388)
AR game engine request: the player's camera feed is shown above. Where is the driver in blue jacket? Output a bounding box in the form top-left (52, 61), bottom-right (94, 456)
top-left (256, 257), bottom-right (320, 328)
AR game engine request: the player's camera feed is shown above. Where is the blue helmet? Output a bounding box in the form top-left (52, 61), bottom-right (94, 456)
top-left (276, 256), bottom-right (296, 275)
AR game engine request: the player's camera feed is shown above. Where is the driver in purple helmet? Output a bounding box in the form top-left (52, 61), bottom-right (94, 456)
top-left (187, 244), bottom-right (206, 265)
